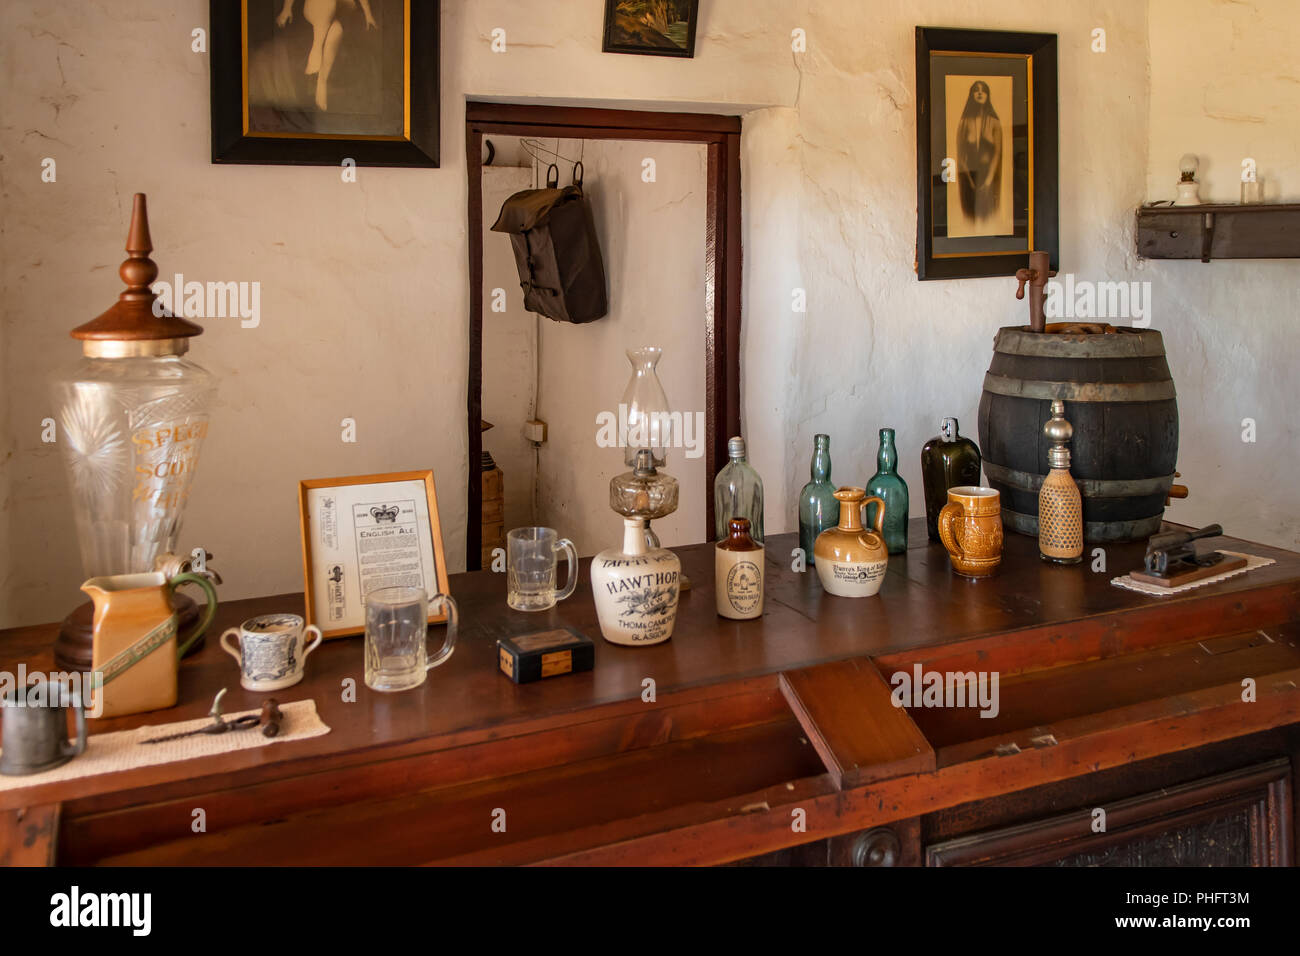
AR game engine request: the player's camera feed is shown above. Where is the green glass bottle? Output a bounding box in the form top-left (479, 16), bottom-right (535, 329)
top-left (798, 434), bottom-right (839, 566)
top-left (864, 427), bottom-right (909, 555)
top-left (920, 417), bottom-right (982, 541)
top-left (714, 436), bottom-right (764, 543)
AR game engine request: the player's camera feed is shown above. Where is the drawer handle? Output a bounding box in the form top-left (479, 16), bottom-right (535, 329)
top-left (852, 827), bottom-right (901, 867)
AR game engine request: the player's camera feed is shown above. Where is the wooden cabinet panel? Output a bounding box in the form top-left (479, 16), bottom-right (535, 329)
top-left (926, 759), bottom-right (1292, 866)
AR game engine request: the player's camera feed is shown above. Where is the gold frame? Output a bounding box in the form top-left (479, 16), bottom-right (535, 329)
top-left (928, 50), bottom-right (1034, 258)
top-left (298, 469), bottom-right (450, 639)
top-left (240, 0), bottom-right (412, 142)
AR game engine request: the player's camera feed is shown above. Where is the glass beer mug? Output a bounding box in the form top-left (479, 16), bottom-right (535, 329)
top-left (363, 587), bottom-right (457, 692)
top-left (507, 527), bottom-right (578, 611)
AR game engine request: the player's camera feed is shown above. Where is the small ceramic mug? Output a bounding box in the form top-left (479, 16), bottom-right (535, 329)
top-left (221, 614), bottom-right (322, 692)
top-left (939, 486), bottom-right (1003, 578)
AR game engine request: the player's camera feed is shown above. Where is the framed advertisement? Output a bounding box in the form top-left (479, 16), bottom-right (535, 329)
top-left (915, 27), bottom-right (1058, 280)
top-left (298, 470), bottom-right (449, 638)
top-left (210, 0), bottom-right (440, 167)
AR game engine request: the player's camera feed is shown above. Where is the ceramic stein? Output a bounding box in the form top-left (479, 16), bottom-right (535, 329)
top-left (0, 681), bottom-right (88, 776)
top-left (938, 486), bottom-right (1003, 577)
top-left (221, 614), bottom-right (323, 692)
top-left (814, 487), bottom-right (889, 598)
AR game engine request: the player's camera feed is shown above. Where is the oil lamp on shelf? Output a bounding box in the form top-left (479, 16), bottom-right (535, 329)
top-left (590, 347), bottom-right (684, 646)
top-left (51, 194), bottom-right (218, 670)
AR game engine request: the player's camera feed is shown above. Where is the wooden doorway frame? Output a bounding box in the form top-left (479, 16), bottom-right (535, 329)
top-left (465, 101), bottom-right (743, 570)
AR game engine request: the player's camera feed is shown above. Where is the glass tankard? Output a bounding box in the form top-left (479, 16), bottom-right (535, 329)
top-left (364, 587), bottom-right (457, 692)
top-left (507, 527), bottom-right (578, 611)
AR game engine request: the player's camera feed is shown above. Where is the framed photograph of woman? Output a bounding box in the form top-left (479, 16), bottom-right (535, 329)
top-left (210, 0), bottom-right (440, 167)
top-left (915, 28), bottom-right (1058, 280)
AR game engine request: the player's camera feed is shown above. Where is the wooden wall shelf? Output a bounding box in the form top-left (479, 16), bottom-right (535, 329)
top-left (1136, 203), bottom-right (1300, 262)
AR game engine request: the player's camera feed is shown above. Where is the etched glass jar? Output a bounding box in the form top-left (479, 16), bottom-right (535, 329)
top-left (54, 352), bottom-right (215, 578)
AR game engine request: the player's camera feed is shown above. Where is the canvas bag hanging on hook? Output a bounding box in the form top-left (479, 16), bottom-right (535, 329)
top-left (490, 162), bottom-right (608, 323)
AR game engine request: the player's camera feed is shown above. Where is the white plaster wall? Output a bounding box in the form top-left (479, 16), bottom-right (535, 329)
top-left (535, 138), bottom-right (707, 558)
top-left (1144, 0), bottom-right (1300, 550)
top-left (481, 163), bottom-right (537, 537)
top-left (1, 0), bottom-right (1295, 628)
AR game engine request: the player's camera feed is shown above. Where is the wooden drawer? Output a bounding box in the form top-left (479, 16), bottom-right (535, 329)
top-left (58, 682), bottom-right (834, 866)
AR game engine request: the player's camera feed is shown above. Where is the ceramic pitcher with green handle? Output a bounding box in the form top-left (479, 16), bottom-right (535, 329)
top-left (82, 570), bottom-right (218, 718)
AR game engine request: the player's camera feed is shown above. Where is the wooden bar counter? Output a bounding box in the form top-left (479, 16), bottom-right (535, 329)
top-left (3, 520), bottom-right (1299, 866)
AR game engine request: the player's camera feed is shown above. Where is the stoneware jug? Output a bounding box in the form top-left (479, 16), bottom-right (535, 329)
top-left (82, 571), bottom-right (218, 718)
top-left (0, 681), bottom-right (87, 776)
top-left (814, 487), bottom-right (889, 598)
top-left (591, 517), bottom-right (681, 645)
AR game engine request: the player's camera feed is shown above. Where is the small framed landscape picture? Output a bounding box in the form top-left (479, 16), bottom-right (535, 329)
top-left (209, 0), bottom-right (440, 167)
top-left (602, 0), bottom-right (699, 58)
top-left (915, 27), bottom-right (1059, 280)
top-left (298, 470), bottom-right (450, 638)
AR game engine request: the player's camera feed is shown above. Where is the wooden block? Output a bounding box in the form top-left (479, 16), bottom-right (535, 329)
top-left (481, 498), bottom-right (504, 523)
top-left (1130, 554), bottom-right (1248, 588)
top-left (482, 467), bottom-right (503, 499)
top-left (779, 658), bottom-right (935, 789)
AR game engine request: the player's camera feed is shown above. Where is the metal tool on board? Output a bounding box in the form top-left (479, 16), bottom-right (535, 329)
top-left (141, 688), bottom-right (281, 744)
top-left (1143, 524), bottom-right (1226, 576)
top-left (1131, 523), bottom-right (1247, 588)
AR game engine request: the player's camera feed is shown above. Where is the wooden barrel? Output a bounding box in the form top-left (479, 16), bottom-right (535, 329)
top-left (977, 325), bottom-right (1179, 542)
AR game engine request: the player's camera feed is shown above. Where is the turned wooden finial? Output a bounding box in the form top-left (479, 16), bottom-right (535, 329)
top-left (119, 193), bottom-right (159, 301)
top-left (71, 192), bottom-right (204, 344)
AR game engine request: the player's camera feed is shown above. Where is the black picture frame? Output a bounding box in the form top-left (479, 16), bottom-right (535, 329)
top-left (602, 0), bottom-right (699, 58)
top-left (210, 0), bottom-right (439, 167)
top-left (915, 27), bottom-right (1057, 280)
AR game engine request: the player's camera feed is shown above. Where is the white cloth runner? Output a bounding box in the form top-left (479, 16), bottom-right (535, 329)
top-left (1110, 550), bottom-right (1275, 597)
top-left (0, 698), bottom-right (329, 791)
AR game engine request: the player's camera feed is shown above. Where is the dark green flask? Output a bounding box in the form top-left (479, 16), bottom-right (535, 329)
top-left (920, 417), bottom-right (982, 541)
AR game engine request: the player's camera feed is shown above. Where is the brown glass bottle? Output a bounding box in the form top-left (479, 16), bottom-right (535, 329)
top-left (715, 518), bottom-right (764, 620)
top-left (920, 418), bottom-right (982, 541)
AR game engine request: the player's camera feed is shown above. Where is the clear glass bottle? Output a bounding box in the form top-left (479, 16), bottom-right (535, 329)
top-left (865, 428), bottom-right (909, 554)
top-left (798, 434), bottom-right (839, 565)
top-left (714, 436), bottom-right (763, 543)
top-left (1038, 400), bottom-right (1084, 564)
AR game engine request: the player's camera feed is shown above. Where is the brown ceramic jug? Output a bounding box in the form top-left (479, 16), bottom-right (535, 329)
top-left (715, 517), bottom-right (764, 620)
top-left (813, 487), bottom-right (889, 597)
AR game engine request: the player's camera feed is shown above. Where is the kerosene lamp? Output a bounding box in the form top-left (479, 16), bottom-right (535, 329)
top-left (51, 194), bottom-right (218, 669)
top-left (591, 449), bottom-right (683, 646)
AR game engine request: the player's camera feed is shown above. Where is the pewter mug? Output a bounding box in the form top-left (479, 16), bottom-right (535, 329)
top-left (0, 682), bottom-right (88, 776)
